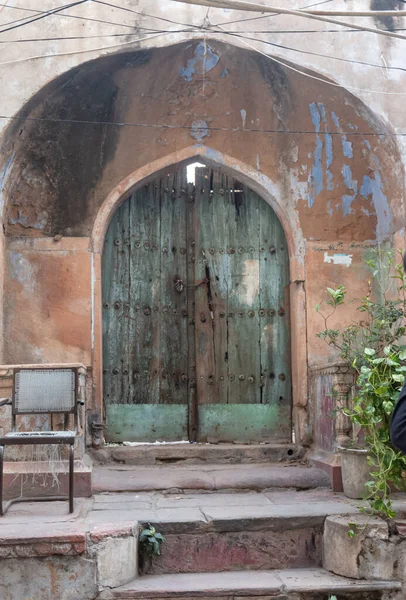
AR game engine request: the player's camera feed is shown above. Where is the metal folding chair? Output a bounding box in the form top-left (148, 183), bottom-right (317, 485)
top-left (0, 367), bottom-right (84, 516)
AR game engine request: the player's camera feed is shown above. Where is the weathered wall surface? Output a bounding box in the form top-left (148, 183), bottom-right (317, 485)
top-left (0, 1), bottom-right (405, 446)
top-left (4, 238), bottom-right (91, 365)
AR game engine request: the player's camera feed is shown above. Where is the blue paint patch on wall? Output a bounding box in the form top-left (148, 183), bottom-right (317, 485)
top-left (180, 42), bottom-right (219, 82)
top-left (318, 102), bottom-right (333, 191)
top-left (341, 165), bottom-right (358, 216)
top-left (310, 102), bottom-right (321, 132)
top-left (308, 102), bottom-right (323, 208)
top-left (0, 153), bottom-right (14, 215)
top-left (221, 67), bottom-right (229, 78)
top-left (331, 111), bottom-right (353, 159)
top-left (360, 172), bottom-right (390, 240)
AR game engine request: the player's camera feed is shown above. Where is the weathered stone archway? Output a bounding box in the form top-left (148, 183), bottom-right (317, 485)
top-left (91, 146), bottom-right (307, 442)
top-left (0, 39), bottom-right (403, 447)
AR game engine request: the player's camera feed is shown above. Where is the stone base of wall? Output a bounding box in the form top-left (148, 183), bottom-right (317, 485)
top-left (3, 458), bottom-right (92, 500)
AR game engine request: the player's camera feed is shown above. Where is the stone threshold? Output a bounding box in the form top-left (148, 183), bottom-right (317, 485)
top-left (96, 568), bottom-right (402, 598)
top-left (92, 463), bottom-right (330, 494)
top-left (92, 443), bottom-right (305, 466)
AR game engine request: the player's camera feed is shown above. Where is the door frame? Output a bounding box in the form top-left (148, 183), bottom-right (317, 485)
top-left (91, 146), bottom-right (308, 444)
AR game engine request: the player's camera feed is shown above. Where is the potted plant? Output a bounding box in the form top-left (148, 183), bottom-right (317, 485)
top-left (338, 438), bottom-right (371, 501)
top-left (316, 249), bottom-right (406, 516)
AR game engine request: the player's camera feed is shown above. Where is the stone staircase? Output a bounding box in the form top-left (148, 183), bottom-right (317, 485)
top-left (91, 443), bottom-right (330, 494)
top-left (90, 444), bottom-right (404, 600)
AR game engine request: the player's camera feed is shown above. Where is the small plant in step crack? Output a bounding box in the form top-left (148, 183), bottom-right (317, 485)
top-left (317, 249), bottom-right (406, 522)
top-left (138, 525), bottom-right (165, 574)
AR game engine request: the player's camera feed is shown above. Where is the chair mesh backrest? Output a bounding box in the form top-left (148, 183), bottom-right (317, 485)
top-left (14, 369), bottom-right (75, 413)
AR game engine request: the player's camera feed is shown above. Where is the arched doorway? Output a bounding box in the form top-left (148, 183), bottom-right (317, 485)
top-left (102, 165), bottom-right (291, 443)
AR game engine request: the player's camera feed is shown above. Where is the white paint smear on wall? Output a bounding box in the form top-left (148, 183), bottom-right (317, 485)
top-left (324, 252), bottom-right (353, 267)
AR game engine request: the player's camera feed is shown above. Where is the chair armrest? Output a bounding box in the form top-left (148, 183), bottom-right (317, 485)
top-left (0, 397), bottom-right (11, 407)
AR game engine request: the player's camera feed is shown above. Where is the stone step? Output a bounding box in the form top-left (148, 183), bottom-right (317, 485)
top-left (93, 443), bottom-right (304, 466)
top-left (89, 490), bottom-right (360, 574)
top-left (96, 568), bottom-right (402, 599)
top-left (3, 459), bottom-right (92, 499)
top-left (92, 463), bottom-right (330, 494)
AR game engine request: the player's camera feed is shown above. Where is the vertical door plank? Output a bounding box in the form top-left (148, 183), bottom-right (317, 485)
top-left (186, 181), bottom-right (198, 439)
top-left (206, 169), bottom-right (231, 406)
top-left (159, 170), bottom-right (188, 406)
top-left (258, 195), bottom-right (291, 440)
top-left (102, 201), bottom-right (130, 406)
top-left (226, 179), bottom-right (261, 406)
top-left (194, 168), bottom-right (217, 405)
top-left (129, 181), bottom-right (161, 405)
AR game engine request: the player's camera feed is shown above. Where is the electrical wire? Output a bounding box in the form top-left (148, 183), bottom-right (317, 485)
top-left (223, 31), bottom-right (406, 74)
top-left (91, 0), bottom-right (197, 28)
top-left (1, 112), bottom-right (406, 138)
top-left (215, 0), bottom-right (336, 26)
top-left (0, 2), bottom-right (154, 33)
top-left (0, 28), bottom-right (198, 67)
top-left (215, 23), bottom-right (406, 95)
top-left (172, 0), bottom-right (406, 42)
top-left (0, 19), bottom-right (405, 88)
top-left (0, 30), bottom-right (198, 43)
top-left (0, 3), bottom-right (404, 95)
top-left (0, 0), bottom-right (90, 35)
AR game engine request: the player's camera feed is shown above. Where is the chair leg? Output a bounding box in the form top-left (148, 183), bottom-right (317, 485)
top-left (69, 443), bottom-right (74, 514)
top-left (0, 445), bottom-right (4, 517)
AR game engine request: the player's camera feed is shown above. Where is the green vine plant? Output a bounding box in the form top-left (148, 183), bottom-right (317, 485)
top-left (138, 525), bottom-right (165, 574)
top-left (316, 249), bottom-right (406, 521)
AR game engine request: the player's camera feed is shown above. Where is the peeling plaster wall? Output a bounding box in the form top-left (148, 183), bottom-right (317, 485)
top-left (0, 40), bottom-right (403, 368)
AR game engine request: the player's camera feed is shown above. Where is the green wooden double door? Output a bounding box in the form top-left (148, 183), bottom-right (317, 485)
top-left (102, 167), bottom-right (291, 443)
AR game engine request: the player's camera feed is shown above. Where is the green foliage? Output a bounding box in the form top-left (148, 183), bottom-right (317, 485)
top-left (139, 524), bottom-right (165, 571)
top-left (328, 596), bottom-right (338, 600)
top-left (317, 249), bottom-right (406, 520)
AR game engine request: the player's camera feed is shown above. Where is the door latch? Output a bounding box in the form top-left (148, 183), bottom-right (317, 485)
top-left (174, 277), bottom-right (185, 292)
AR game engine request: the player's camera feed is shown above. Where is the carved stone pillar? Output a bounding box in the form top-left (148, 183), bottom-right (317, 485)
top-left (334, 379), bottom-right (352, 447)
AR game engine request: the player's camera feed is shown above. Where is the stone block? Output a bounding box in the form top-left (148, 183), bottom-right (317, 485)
top-left (0, 555), bottom-right (97, 600)
top-left (88, 522), bottom-right (138, 590)
top-left (323, 514), bottom-right (390, 580)
top-left (149, 527), bottom-right (322, 574)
